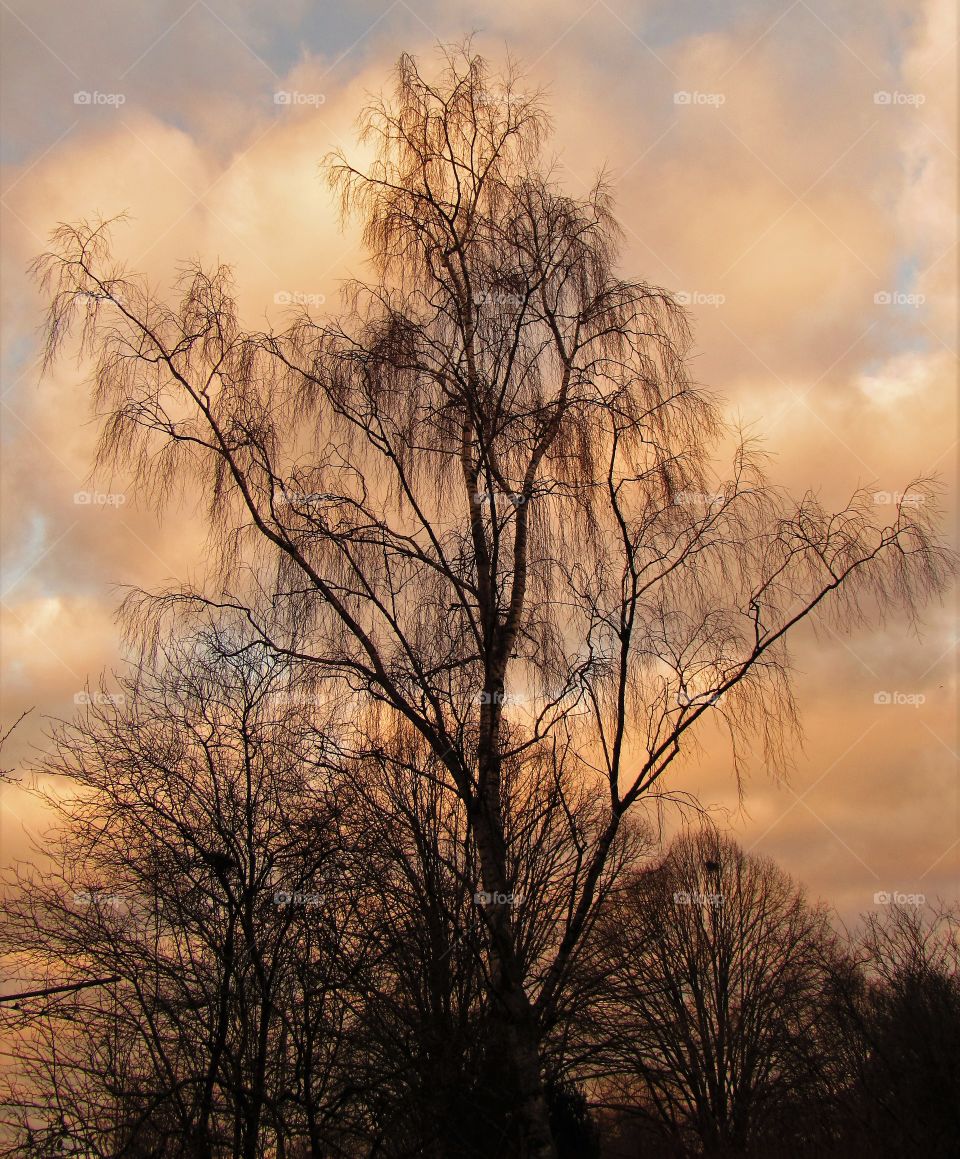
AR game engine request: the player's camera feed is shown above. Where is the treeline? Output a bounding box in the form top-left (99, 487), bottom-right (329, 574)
top-left (1, 633), bottom-right (956, 1158)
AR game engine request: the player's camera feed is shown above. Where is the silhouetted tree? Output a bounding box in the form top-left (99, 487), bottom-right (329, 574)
top-left (828, 902), bottom-right (960, 1159)
top-left (0, 629), bottom-right (366, 1158)
top-left (341, 723), bottom-right (641, 1155)
top-left (587, 831), bottom-right (839, 1157)
top-left (31, 42), bottom-right (953, 1157)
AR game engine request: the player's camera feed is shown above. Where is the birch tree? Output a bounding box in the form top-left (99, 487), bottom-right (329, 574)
top-left (32, 43), bottom-right (953, 1157)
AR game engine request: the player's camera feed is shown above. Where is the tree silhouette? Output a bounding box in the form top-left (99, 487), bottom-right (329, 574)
top-left (30, 42), bottom-right (953, 1157)
top-left (0, 631), bottom-right (366, 1157)
top-left (586, 830), bottom-right (839, 1156)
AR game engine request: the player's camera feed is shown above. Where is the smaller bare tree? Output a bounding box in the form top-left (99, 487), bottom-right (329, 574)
top-left (0, 628), bottom-right (365, 1159)
top-left (827, 901), bottom-right (960, 1159)
top-left (587, 830), bottom-right (838, 1157)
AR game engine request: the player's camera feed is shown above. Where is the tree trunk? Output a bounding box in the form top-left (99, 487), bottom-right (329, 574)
top-left (472, 793), bottom-right (557, 1159)
top-left (507, 995), bottom-right (557, 1159)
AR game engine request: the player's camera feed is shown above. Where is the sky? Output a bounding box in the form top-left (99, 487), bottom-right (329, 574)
top-left (0, 0), bottom-right (956, 924)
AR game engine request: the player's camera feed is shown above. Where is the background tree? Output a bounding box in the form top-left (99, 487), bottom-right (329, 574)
top-left (32, 42), bottom-right (953, 1157)
top-left (586, 830), bottom-right (839, 1157)
top-left (0, 629), bottom-right (365, 1158)
top-left (827, 902), bottom-right (960, 1159)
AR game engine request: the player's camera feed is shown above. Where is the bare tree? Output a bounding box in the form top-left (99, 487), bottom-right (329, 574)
top-left (826, 902), bottom-right (960, 1159)
top-left (585, 830), bottom-right (839, 1157)
top-left (0, 629), bottom-right (365, 1158)
top-left (341, 725), bottom-right (640, 1156)
top-left (338, 730), bottom-right (496, 1157)
top-left (31, 43), bottom-right (953, 1157)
